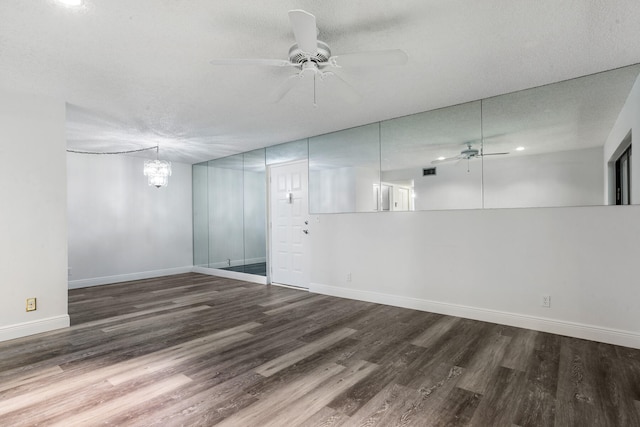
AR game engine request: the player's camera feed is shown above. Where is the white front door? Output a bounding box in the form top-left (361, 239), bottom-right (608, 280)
top-left (269, 160), bottom-right (310, 288)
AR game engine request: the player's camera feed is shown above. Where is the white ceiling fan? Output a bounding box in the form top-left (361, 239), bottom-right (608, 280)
top-left (431, 143), bottom-right (509, 164)
top-left (210, 10), bottom-right (408, 105)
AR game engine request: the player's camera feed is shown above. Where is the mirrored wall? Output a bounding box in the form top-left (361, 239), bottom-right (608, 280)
top-left (193, 149), bottom-right (267, 276)
top-left (194, 63), bottom-right (640, 274)
top-left (306, 63), bottom-right (640, 213)
top-left (309, 123), bottom-right (380, 213)
top-left (482, 65), bottom-right (640, 208)
top-left (381, 101), bottom-right (483, 211)
top-left (266, 139), bottom-right (309, 165)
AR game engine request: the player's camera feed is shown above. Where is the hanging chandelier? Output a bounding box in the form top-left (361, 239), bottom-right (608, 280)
top-left (66, 144), bottom-right (172, 188)
top-left (143, 146), bottom-right (171, 188)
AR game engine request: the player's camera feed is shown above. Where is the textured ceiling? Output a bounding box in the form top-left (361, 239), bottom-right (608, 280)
top-left (1, 0), bottom-right (640, 164)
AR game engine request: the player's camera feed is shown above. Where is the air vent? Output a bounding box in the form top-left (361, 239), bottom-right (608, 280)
top-left (423, 167), bottom-right (436, 176)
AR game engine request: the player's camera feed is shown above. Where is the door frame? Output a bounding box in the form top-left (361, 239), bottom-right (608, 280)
top-left (266, 159), bottom-right (310, 289)
top-left (615, 144), bottom-right (632, 205)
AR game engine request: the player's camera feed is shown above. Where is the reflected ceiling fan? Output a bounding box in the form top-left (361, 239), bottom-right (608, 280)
top-left (210, 9), bottom-right (408, 105)
top-left (431, 143), bottom-right (509, 164)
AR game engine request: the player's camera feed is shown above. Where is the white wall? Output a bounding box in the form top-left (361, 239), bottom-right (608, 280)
top-left (67, 153), bottom-right (193, 288)
top-left (0, 91), bottom-right (69, 342)
top-left (604, 73), bottom-right (640, 204)
top-left (310, 205), bottom-right (640, 349)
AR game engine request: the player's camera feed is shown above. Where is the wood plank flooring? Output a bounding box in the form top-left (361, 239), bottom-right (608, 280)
top-left (1, 273), bottom-right (639, 426)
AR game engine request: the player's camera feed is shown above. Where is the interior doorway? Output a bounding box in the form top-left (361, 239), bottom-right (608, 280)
top-left (615, 144), bottom-right (632, 205)
top-left (396, 187), bottom-right (410, 210)
top-left (268, 160), bottom-right (310, 288)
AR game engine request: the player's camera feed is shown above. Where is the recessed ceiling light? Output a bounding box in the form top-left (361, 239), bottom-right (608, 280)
top-left (516, 146), bottom-right (525, 151)
top-left (58, 0), bottom-right (83, 7)
top-left (437, 156), bottom-right (445, 161)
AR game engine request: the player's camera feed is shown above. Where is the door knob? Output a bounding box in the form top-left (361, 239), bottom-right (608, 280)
top-left (302, 229), bottom-right (309, 234)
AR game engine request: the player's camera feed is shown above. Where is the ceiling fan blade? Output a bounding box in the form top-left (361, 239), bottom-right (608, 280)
top-left (431, 155), bottom-right (463, 164)
top-left (329, 49), bottom-right (408, 68)
top-left (482, 152), bottom-right (509, 156)
top-left (269, 74), bottom-right (302, 103)
top-left (322, 72), bottom-right (362, 104)
top-left (288, 10), bottom-right (318, 56)
top-left (210, 58), bottom-right (294, 67)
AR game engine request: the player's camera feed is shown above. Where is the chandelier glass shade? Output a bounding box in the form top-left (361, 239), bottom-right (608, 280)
top-left (143, 159), bottom-right (172, 188)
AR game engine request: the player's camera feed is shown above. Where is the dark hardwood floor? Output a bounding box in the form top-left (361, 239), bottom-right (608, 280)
top-left (1, 273), bottom-right (639, 426)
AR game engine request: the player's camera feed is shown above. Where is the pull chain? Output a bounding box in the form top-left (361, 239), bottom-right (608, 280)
top-left (313, 73), bottom-right (317, 107)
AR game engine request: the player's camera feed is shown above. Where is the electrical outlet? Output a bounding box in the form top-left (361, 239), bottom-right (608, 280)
top-left (26, 298), bottom-right (37, 312)
top-left (346, 273), bottom-right (352, 282)
top-left (542, 295), bottom-right (551, 308)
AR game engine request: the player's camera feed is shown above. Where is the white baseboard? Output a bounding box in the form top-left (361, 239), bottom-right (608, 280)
top-left (310, 282), bottom-right (640, 350)
top-left (68, 266), bottom-right (194, 289)
top-left (193, 266), bottom-right (267, 285)
top-left (0, 315), bottom-right (70, 343)
top-left (271, 282), bottom-right (309, 291)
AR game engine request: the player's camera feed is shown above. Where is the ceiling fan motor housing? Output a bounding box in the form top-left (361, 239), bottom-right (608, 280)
top-left (288, 41), bottom-right (331, 65)
top-left (461, 147), bottom-right (479, 158)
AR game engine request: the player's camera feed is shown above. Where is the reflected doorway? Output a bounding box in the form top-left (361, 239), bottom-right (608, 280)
top-left (269, 160), bottom-right (310, 288)
top-left (379, 181), bottom-right (413, 211)
top-left (615, 144), bottom-right (632, 205)
top-left (396, 187), bottom-right (410, 210)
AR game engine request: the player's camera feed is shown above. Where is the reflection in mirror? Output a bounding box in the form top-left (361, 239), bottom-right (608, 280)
top-left (192, 162), bottom-right (208, 267)
top-left (380, 101), bottom-right (482, 210)
top-left (482, 64), bottom-right (640, 208)
top-left (605, 67), bottom-right (640, 206)
top-left (266, 139), bottom-right (308, 165)
top-left (192, 151), bottom-right (268, 277)
top-left (194, 63), bottom-right (640, 243)
top-left (309, 123), bottom-right (380, 214)
top-left (243, 149), bottom-right (267, 276)
top-left (208, 154), bottom-right (244, 270)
